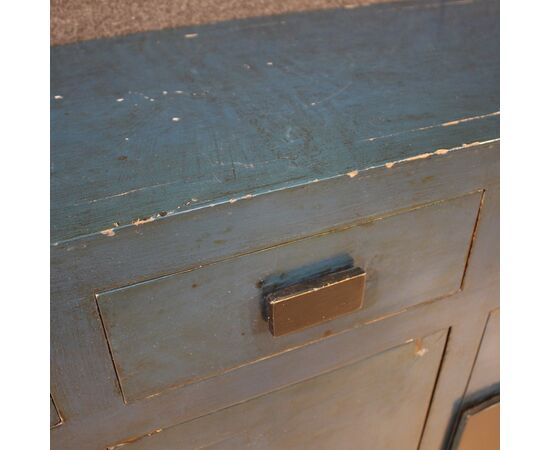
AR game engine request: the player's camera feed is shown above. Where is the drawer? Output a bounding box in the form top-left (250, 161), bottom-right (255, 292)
top-left (97, 192), bottom-right (481, 403)
top-left (109, 329), bottom-right (448, 449)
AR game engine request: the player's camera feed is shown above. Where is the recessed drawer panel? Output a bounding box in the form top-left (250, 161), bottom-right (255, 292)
top-left (110, 329), bottom-right (447, 449)
top-left (97, 192), bottom-right (480, 402)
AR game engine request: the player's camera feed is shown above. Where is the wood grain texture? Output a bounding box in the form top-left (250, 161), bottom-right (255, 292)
top-left (51, 0), bottom-right (499, 243)
top-left (96, 193), bottom-right (479, 402)
top-left (50, 143), bottom-right (498, 450)
top-left (50, 2), bottom-right (499, 447)
top-left (108, 330), bottom-right (448, 449)
top-left (51, 270), bottom-right (498, 450)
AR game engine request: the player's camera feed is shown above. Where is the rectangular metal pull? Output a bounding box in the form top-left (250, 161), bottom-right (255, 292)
top-left (265, 267), bottom-right (366, 337)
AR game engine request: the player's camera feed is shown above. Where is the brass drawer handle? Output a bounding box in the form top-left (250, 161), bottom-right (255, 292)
top-left (265, 267), bottom-right (366, 337)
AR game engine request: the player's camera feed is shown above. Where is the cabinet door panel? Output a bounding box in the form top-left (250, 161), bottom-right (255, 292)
top-left (112, 329), bottom-right (447, 450)
top-left (465, 308), bottom-right (500, 404)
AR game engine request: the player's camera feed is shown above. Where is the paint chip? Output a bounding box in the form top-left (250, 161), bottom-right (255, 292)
top-left (133, 217), bottom-right (155, 226)
top-left (172, 117), bottom-right (181, 122)
top-left (414, 338), bottom-right (429, 356)
top-left (442, 119), bottom-right (460, 127)
top-left (347, 170), bottom-right (359, 178)
top-left (416, 347), bottom-right (428, 357)
top-left (116, 98), bottom-right (124, 102)
top-left (101, 229), bottom-right (115, 237)
top-left (185, 33), bottom-right (198, 39)
top-left (385, 162), bottom-right (396, 169)
top-left (54, 95), bottom-right (63, 100)
top-left (406, 152), bottom-right (433, 162)
top-left (267, 62), bottom-right (273, 66)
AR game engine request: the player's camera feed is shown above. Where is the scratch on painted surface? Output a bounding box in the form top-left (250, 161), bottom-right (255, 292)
top-left (107, 428), bottom-right (163, 449)
top-left (217, 161), bottom-right (255, 169)
top-left (360, 111), bottom-right (499, 143)
top-left (310, 81), bottom-right (352, 106)
top-left (442, 112), bottom-right (499, 127)
top-left (75, 181), bottom-right (181, 206)
top-left (184, 198), bottom-right (199, 206)
top-left (383, 144), bottom-right (462, 169)
top-left (229, 193), bottom-right (254, 204)
top-left (52, 136), bottom-right (497, 247)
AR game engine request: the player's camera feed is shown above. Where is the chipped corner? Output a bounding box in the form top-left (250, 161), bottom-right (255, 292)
top-left (229, 193), bottom-right (254, 204)
top-left (414, 338), bottom-right (429, 357)
top-left (100, 228), bottom-right (116, 237)
top-left (384, 146), bottom-right (457, 169)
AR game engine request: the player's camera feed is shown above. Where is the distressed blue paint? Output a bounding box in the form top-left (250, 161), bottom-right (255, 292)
top-left (51, 0), bottom-right (499, 242)
top-left (96, 193), bottom-right (480, 402)
top-left (260, 253), bottom-right (354, 297)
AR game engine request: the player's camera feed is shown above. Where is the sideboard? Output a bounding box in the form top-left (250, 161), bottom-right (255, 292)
top-left (51, 1), bottom-right (499, 448)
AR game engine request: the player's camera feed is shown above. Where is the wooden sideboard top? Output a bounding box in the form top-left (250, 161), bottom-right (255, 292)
top-left (51, 0), bottom-right (499, 243)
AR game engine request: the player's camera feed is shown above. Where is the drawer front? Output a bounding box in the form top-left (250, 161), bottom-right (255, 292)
top-left (109, 329), bottom-right (447, 449)
top-left (97, 193), bottom-right (480, 402)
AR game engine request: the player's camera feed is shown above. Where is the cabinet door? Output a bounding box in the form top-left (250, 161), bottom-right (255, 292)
top-left (465, 308), bottom-right (500, 404)
top-left (110, 329), bottom-right (447, 450)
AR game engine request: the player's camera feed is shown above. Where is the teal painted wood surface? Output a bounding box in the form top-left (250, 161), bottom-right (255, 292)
top-left (50, 144), bottom-right (498, 450)
top-left (97, 193), bottom-right (479, 402)
top-left (50, 2), bottom-right (499, 448)
top-left (51, 0), bottom-right (499, 243)
top-left (108, 330), bottom-right (447, 450)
